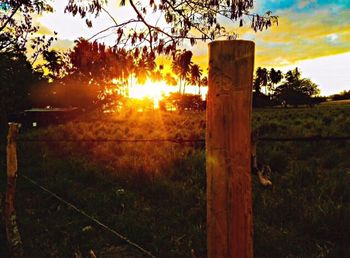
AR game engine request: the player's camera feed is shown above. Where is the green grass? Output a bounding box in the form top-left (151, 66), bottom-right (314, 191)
top-left (1, 104), bottom-right (350, 257)
top-left (14, 145), bottom-right (206, 258)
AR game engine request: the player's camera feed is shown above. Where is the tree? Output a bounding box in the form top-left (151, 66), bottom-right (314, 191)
top-left (65, 0), bottom-right (278, 56)
top-left (164, 73), bottom-right (177, 87)
top-left (0, 1), bottom-right (56, 62)
top-left (163, 92), bottom-right (204, 111)
top-left (200, 76), bottom-right (208, 98)
top-left (134, 51), bottom-right (156, 84)
top-left (151, 70), bottom-right (163, 82)
top-left (172, 50), bottom-right (193, 94)
top-left (274, 68), bottom-right (320, 107)
top-left (111, 48), bottom-right (135, 96)
top-left (40, 50), bottom-right (69, 80)
top-left (0, 1), bottom-right (59, 131)
top-left (0, 51), bottom-right (43, 131)
top-left (190, 64), bottom-right (203, 94)
top-left (253, 67), bottom-right (269, 94)
top-left (33, 39), bottom-right (129, 109)
top-left (331, 90), bottom-right (350, 101)
top-left (46, 38), bottom-right (158, 109)
top-left (201, 76), bottom-right (208, 87)
top-left (68, 38), bottom-right (138, 87)
top-left (268, 68), bottom-right (283, 93)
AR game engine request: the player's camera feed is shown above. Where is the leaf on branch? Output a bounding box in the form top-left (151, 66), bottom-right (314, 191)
top-left (134, 48), bottom-right (139, 58)
top-left (85, 19), bottom-right (92, 28)
top-left (190, 38), bottom-right (195, 46)
top-left (139, 32), bottom-right (144, 41)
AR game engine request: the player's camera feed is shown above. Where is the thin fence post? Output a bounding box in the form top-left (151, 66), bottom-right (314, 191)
top-left (5, 122), bottom-right (23, 258)
top-left (207, 40), bottom-right (254, 258)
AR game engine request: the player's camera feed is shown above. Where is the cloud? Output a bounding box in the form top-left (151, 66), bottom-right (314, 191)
top-left (190, 7), bottom-right (350, 69)
top-left (36, 24), bottom-right (54, 35)
top-left (242, 8), bottom-right (350, 67)
top-left (51, 39), bottom-right (74, 51)
top-left (326, 33), bottom-right (339, 42)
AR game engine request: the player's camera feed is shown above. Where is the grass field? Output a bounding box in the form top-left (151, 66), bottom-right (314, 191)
top-left (1, 104), bottom-right (350, 257)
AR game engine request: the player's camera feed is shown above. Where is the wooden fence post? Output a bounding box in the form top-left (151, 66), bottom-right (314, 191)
top-left (5, 122), bottom-right (23, 258)
top-left (206, 40), bottom-right (254, 258)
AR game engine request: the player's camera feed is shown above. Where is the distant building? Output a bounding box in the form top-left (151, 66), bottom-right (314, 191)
top-left (9, 107), bottom-right (80, 128)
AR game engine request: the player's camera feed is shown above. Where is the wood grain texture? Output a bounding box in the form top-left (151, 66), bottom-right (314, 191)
top-left (207, 40), bottom-right (254, 258)
top-left (5, 123), bottom-right (23, 258)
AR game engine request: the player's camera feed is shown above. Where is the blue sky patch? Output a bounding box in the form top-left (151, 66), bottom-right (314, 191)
top-left (0, 3), bottom-right (10, 11)
top-left (259, 0), bottom-right (350, 12)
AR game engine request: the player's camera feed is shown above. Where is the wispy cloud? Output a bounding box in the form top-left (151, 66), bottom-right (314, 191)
top-left (245, 8), bottom-right (350, 67)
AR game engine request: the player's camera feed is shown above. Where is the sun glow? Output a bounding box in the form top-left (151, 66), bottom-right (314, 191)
top-left (129, 80), bottom-right (176, 109)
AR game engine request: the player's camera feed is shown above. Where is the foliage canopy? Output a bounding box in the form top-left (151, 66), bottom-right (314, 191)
top-left (65, 0), bottom-right (278, 57)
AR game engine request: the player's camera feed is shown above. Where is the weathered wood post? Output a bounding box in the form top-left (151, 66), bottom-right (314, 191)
top-left (5, 123), bottom-right (23, 258)
top-left (207, 40), bottom-right (254, 258)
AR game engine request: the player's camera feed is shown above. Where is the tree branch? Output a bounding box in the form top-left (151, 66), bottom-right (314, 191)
top-left (0, 4), bottom-right (21, 33)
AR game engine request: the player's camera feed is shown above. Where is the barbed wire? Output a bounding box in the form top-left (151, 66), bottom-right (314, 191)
top-left (20, 174), bottom-right (156, 258)
top-left (17, 135), bottom-right (350, 143)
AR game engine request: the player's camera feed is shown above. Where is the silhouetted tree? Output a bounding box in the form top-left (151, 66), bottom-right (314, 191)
top-left (40, 50), bottom-right (69, 80)
top-left (134, 51), bottom-right (156, 84)
top-left (331, 90), bottom-right (350, 101)
top-left (199, 76), bottom-right (208, 96)
top-left (0, 1), bottom-right (56, 63)
top-left (113, 48), bottom-right (134, 95)
top-left (190, 64), bottom-right (203, 94)
top-left (164, 73), bottom-right (177, 87)
top-left (268, 68), bottom-right (283, 93)
top-left (274, 68), bottom-right (320, 107)
top-left (253, 67), bottom-right (268, 94)
top-left (165, 93), bottom-right (204, 111)
top-left (172, 50), bottom-right (193, 94)
top-left (0, 51), bottom-right (43, 131)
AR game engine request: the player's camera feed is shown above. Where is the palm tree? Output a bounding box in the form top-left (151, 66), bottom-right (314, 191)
top-left (268, 68), bottom-right (283, 94)
top-left (285, 67), bottom-right (301, 84)
top-left (134, 52), bottom-right (156, 84)
top-left (255, 67), bottom-right (269, 95)
top-left (164, 73), bottom-right (177, 86)
top-left (172, 50), bottom-right (193, 94)
top-left (106, 48), bottom-right (133, 96)
top-left (116, 49), bottom-right (135, 96)
top-left (200, 76), bottom-right (208, 95)
top-left (151, 70), bottom-right (163, 82)
top-left (42, 50), bottom-right (66, 80)
top-left (190, 64), bottom-right (202, 94)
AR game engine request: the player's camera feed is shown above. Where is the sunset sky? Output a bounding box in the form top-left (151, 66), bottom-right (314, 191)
top-left (35, 0), bottom-right (350, 96)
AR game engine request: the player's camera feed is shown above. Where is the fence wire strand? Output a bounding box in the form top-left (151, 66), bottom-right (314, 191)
top-left (20, 174), bottom-right (156, 258)
top-left (17, 136), bottom-right (350, 143)
top-left (17, 138), bottom-right (205, 143)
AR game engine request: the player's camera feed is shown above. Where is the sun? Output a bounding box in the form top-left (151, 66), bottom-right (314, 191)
top-left (129, 79), bottom-right (174, 108)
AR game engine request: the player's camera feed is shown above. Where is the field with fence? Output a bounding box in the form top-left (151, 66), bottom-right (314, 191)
top-left (1, 104), bottom-right (350, 257)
